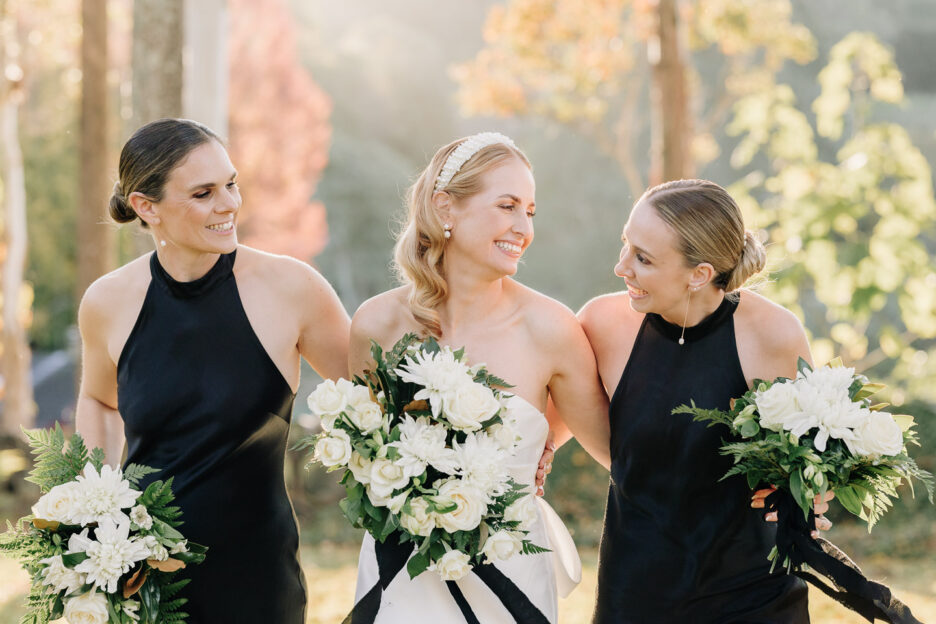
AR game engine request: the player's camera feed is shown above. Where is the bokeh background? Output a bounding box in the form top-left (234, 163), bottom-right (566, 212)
top-left (0, 0), bottom-right (934, 621)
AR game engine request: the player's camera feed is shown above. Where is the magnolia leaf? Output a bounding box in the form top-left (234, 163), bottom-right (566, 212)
top-left (796, 357), bottom-right (812, 375)
top-left (827, 357), bottom-right (844, 368)
top-left (868, 403), bottom-right (890, 412)
top-left (31, 518), bottom-right (60, 531)
top-left (123, 565), bottom-right (149, 598)
top-left (892, 414), bottom-right (916, 432)
top-left (147, 557), bottom-right (186, 572)
top-left (402, 400), bottom-right (430, 413)
top-left (854, 383), bottom-right (886, 401)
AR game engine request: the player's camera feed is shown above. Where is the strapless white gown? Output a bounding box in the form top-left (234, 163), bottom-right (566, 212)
top-left (353, 395), bottom-right (582, 623)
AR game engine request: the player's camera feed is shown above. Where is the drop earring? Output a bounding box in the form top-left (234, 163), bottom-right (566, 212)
top-left (443, 223), bottom-right (452, 239)
top-left (679, 286), bottom-right (696, 346)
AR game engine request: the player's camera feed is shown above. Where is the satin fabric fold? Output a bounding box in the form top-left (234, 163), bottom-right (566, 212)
top-left (766, 489), bottom-right (922, 624)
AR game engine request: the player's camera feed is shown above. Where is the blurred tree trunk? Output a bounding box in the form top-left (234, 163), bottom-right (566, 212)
top-left (129, 0), bottom-right (183, 256)
top-left (0, 0), bottom-right (36, 435)
top-left (183, 0), bottom-right (228, 135)
top-left (649, 0), bottom-right (692, 185)
top-left (77, 0), bottom-right (114, 303)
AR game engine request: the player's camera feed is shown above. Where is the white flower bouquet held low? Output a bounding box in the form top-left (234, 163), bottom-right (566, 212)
top-left (673, 358), bottom-right (932, 623)
top-left (674, 358), bottom-right (933, 531)
top-left (296, 333), bottom-right (548, 582)
top-left (0, 425), bottom-right (207, 624)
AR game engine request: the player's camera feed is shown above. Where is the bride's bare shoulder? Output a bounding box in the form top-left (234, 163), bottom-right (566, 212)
top-left (578, 291), bottom-right (641, 339)
top-left (352, 287), bottom-right (414, 344)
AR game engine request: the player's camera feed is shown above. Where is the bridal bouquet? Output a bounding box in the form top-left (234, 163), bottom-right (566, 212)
top-left (0, 424), bottom-right (207, 624)
top-left (297, 333), bottom-right (547, 582)
top-left (673, 359), bottom-right (933, 623)
top-left (674, 358), bottom-right (933, 531)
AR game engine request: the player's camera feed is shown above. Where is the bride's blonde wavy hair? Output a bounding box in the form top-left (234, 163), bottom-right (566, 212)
top-left (393, 137), bottom-right (531, 338)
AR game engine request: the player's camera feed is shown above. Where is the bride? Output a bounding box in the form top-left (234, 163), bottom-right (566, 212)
top-left (348, 132), bottom-right (610, 622)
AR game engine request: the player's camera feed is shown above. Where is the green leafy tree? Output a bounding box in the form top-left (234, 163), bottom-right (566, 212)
top-left (727, 33), bottom-right (936, 396)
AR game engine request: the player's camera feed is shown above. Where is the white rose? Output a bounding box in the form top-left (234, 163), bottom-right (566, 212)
top-left (347, 400), bottom-right (385, 434)
top-left (754, 382), bottom-right (800, 432)
top-left (433, 549), bottom-right (471, 581)
top-left (504, 495), bottom-right (538, 530)
top-left (443, 381), bottom-right (501, 432)
top-left (348, 451), bottom-right (373, 485)
top-left (366, 486), bottom-right (391, 508)
top-left (314, 429), bottom-right (352, 467)
top-left (63, 591), bottom-right (109, 624)
top-left (434, 479), bottom-right (487, 533)
top-left (307, 379), bottom-right (349, 423)
top-left (400, 497), bottom-right (435, 537)
top-left (847, 411), bottom-right (905, 459)
top-left (32, 481), bottom-right (80, 524)
top-left (481, 530), bottom-right (523, 563)
top-left (130, 505), bottom-right (153, 530)
top-left (369, 458), bottom-right (409, 498)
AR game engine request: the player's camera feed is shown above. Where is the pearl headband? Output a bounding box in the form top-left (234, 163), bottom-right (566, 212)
top-left (434, 132), bottom-right (517, 192)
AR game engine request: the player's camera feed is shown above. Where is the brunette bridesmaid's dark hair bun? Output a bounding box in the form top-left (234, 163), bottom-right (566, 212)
top-left (110, 118), bottom-right (221, 227)
top-left (108, 181), bottom-right (137, 224)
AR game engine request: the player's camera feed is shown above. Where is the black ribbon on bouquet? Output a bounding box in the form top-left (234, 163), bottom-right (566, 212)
top-left (765, 489), bottom-right (921, 624)
top-left (343, 537), bottom-right (551, 624)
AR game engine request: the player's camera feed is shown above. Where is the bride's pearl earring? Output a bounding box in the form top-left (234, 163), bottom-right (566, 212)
top-left (443, 223), bottom-right (452, 239)
top-left (160, 239), bottom-right (167, 248)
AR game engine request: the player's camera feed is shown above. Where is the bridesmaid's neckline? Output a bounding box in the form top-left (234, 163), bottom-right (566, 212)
top-left (646, 294), bottom-right (738, 345)
top-left (150, 250), bottom-right (236, 299)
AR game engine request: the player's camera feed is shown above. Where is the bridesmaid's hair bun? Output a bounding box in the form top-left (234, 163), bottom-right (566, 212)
top-left (112, 118), bottom-right (222, 228)
top-left (725, 230), bottom-right (767, 292)
top-left (641, 179), bottom-right (766, 293)
top-left (108, 181), bottom-right (137, 224)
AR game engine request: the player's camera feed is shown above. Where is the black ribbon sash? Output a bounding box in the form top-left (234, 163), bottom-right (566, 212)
top-left (343, 537), bottom-right (551, 624)
top-left (765, 489), bottom-right (922, 624)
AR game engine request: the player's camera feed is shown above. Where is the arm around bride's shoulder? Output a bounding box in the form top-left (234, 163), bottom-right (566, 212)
top-left (526, 296), bottom-right (612, 470)
top-left (734, 289), bottom-right (812, 383)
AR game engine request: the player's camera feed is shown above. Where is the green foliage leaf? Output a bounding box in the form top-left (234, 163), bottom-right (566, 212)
top-left (406, 550), bottom-right (430, 579)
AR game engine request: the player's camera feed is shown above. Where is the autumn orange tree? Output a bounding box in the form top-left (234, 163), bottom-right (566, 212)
top-left (454, 0), bottom-right (814, 197)
top-left (228, 0), bottom-right (332, 261)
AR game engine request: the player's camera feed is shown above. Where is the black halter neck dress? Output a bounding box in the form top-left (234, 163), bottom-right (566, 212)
top-left (593, 296), bottom-right (808, 623)
top-left (117, 251), bottom-right (306, 623)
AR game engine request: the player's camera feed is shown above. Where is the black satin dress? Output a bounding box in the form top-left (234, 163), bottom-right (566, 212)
top-left (593, 296), bottom-right (808, 623)
top-left (117, 251), bottom-right (306, 624)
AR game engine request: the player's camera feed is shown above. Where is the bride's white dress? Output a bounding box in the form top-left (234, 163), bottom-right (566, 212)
top-left (353, 395), bottom-right (582, 623)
